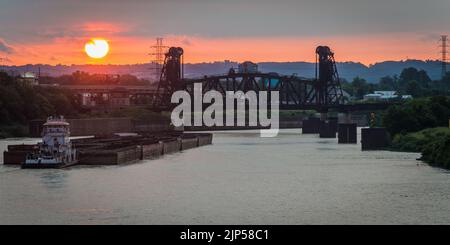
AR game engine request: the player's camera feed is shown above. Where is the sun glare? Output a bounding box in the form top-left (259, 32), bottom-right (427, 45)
top-left (84, 39), bottom-right (109, 59)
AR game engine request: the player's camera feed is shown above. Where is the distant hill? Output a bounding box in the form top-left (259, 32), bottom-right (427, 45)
top-left (258, 60), bottom-right (442, 82)
top-left (0, 59), bottom-right (443, 83)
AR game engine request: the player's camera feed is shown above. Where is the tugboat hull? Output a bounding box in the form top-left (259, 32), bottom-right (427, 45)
top-left (21, 163), bottom-right (64, 169)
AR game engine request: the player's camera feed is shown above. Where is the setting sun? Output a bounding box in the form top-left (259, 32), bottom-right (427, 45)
top-left (84, 39), bottom-right (109, 59)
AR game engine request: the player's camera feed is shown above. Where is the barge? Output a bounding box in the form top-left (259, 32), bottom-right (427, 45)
top-left (3, 117), bottom-right (213, 168)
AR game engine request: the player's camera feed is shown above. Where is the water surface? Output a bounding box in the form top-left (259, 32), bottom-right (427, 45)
top-left (1, 129), bottom-right (449, 224)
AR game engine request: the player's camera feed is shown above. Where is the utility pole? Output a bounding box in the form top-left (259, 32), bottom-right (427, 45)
top-left (440, 35), bottom-right (448, 79)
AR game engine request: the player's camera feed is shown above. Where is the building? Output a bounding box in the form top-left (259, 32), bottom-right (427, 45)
top-left (17, 72), bottom-right (39, 85)
top-left (401, 95), bottom-right (413, 100)
top-left (238, 61), bottom-right (258, 73)
top-left (109, 87), bottom-right (131, 107)
top-left (363, 91), bottom-right (412, 101)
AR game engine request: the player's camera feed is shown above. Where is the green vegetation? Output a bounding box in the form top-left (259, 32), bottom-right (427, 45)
top-left (383, 96), bottom-right (450, 136)
top-left (39, 71), bottom-right (150, 86)
top-left (390, 128), bottom-right (450, 169)
top-left (341, 68), bottom-right (450, 100)
top-left (0, 72), bottom-right (82, 138)
top-left (382, 96), bottom-right (450, 169)
top-left (0, 72), bottom-right (167, 138)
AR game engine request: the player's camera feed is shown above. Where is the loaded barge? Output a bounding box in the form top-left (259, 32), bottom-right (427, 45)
top-left (3, 117), bottom-right (212, 168)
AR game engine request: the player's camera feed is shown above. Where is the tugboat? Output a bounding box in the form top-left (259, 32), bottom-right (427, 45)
top-left (22, 116), bottom-right (77, 169)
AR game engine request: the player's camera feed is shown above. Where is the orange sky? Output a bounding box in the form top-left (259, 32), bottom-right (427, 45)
top-left (0, 19), bottom-right (443, 66)
top-left (2, 32), bottom-right (440, 66)
top-left (1, 0), bottom-right (448, 66)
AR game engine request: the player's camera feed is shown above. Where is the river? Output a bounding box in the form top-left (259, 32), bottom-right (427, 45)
top-left (1, 129), bottom-right (450, 224)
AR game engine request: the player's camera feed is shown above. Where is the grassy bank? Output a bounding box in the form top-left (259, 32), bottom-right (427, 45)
top-left (390, 127), bottom-right (450, 169)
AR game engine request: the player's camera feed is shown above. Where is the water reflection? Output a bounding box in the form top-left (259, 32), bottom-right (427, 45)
top-left (39, 171), bottom-right (68, 189)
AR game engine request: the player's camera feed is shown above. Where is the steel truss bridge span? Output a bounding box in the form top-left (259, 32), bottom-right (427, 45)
top-left (183, 72), bottom-right (331, 111)
top-left (183, 73), bottom-right (393, 112)
top-left (154, 46), bottom-right (347, 112)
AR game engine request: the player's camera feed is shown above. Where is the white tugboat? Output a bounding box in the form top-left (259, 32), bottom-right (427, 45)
top-left (22, 116), bottom-right (77, 168)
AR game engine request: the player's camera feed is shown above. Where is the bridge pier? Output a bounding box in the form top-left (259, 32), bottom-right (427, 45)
top-left (303, 112), bottom-right (338, 138)
top-left (337, 112), bottom-right (357, 143)
top-left (315, 111), bottom-right (336, 138)
top-left (302, 117), bottom-right (321, 134)
top-left (361, 128), bottom-right (390, 150)
top-left (319, 120), bottom-right (336, 138)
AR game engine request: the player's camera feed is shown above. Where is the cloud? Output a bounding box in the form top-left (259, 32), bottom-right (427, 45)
top-left (418, 33), bottom-right (442, 43)
top-left (181, 38), bottom-right (192, 46)
top-left (35, 22), bottom-right (132, 42)
top-left (0, 39), bottom-right (14, 54)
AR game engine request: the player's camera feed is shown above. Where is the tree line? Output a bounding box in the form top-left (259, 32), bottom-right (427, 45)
top-left (341, 67), bottom-right (450, 100)
top-left (382, 95), bottom-right (450, 169)
top-left (39, 71), bottom-right (150, 86)
top-left (0, 72), bottom-right (83, 137)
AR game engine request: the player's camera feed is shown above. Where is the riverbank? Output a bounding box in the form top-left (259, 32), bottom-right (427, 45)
top-left (390, 127), bottom-right (450, 169)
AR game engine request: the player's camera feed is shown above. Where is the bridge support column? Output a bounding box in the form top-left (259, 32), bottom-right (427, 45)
top-left (361, 128), bottom-right (390, 150)
top-left (318, 112), bottom-right (337, 138)
top-left (337, 112), bottom-right (357, 143)
top-left (319, 120), bottom-right (336, 138)
top-left (302, 117), bottom-right (321, 134)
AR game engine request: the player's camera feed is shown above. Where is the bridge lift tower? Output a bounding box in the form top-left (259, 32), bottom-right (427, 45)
top-left (153, 47), bottom-right (184, 109)
top-left (314, 46), bottom-right (344, 109)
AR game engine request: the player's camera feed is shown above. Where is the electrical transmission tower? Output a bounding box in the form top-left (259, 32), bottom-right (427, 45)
top-left (0, 57), bottom-right (7, 72)
top-left (150, 38), bottom-right (168, 82)
top-left (440, 35), bottom-right (448, 78)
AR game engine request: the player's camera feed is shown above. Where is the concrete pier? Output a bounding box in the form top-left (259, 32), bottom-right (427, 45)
top-left (338, 123), bottom-right (357, 143)
top-left (361, 128), bottom-right (390, 150)
top-left (302, 117), bottom-right (321, 134)
top-left (319, 121), bottom-right (336, 138)
top-left (328, 117), bottom-right (338, 133)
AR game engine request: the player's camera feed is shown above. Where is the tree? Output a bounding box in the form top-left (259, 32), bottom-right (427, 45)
top-left (398, 67), bottom-right (431, 94)
top-left (405, 80), bottom-right (420, 97)
top-left (383, 105), bottom-right (421, 135)
top-left (351, 76), bottom-right (370, 99)
top-left (378, 76), bottom-right (397, 91)
top-left (383, 96), bottom-right (450, 135)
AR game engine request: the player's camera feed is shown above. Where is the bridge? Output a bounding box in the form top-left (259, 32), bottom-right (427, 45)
top-left (58, 45), bottom-right (395, 113)
top-left (152, 46), bottom-right (393, 113)
top-left (54, 84), bottom-right (157, 94)
top-left (39, 84), bottom-right (159, 107)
